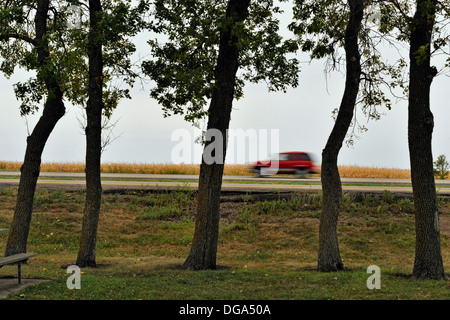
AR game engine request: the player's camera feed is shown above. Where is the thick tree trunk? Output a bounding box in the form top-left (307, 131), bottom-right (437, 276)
top-left (317, 0), bottom-right (363, 272)
top-left (5, 0), bottom-right (66, 256)
top-left (408, 0), bottom-right (447, 280)
top-left (76, 0), bottom-right (104, 267)
top-left (183, 0), bottom-right (251, 270)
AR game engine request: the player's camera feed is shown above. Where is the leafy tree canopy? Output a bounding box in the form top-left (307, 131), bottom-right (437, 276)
top-left (0, 0), bottom-right (149, 118)
top-left (143, 0), bottom-right (300, 124)
top-left (289, 0), bottom-right (409, 145)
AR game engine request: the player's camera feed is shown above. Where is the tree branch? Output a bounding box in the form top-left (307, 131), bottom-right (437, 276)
top-left (0, 33), bottom-right (37, 46)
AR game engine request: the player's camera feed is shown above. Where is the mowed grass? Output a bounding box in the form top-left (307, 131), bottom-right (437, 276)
top-left (0, 187), bottom-right (450, 300)
top-left (0, 161), bottom-right (422, 179)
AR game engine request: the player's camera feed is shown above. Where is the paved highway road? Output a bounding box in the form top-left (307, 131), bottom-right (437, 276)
top-left (1, 171), bottom-right (450, 194)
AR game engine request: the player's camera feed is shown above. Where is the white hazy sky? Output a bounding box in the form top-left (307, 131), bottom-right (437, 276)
top-left (1, 5), bottom-right (449, 170)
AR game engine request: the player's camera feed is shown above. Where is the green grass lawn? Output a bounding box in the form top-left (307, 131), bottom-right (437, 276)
top-left (0, 187), bottom-right (449, 300)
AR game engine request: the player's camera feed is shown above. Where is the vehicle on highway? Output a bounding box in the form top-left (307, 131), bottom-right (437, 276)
top-left (251, 152), bottom-right (318, 178)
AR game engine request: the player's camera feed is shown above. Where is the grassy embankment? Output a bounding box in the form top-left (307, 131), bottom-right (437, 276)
top-left (0, 186), bottom-right (450, 300)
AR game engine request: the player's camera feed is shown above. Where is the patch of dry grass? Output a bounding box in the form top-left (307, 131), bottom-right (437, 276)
top-left (337, 165), bottom-right (412, 180)
top-left (0, 161), bottom-right (424, 179)
top-left (0, 161), bottom-right (252, 176)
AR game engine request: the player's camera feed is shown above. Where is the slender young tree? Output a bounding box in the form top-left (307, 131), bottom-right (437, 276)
top-left (318, 0), bottom-right (364, 272)
top-left (76, 0), bottom-right (149, 267)
top-left (407, 0), bottom-right (446, 279)
top-left (318, 0), bottom-right (364, 271)
top-left (76, 0), bottom-right (104, 267)
top-left (290, 0), bottom-right (405, 271)
top-left (1, 0), bottom-right (67, 256)
top-left (144, 0), bottom-right (299, 270)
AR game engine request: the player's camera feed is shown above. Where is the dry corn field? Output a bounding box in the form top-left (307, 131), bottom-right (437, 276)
top-left (0, 161), bottom-right (421, 179)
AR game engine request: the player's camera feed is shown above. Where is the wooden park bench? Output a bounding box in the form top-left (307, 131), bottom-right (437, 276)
top-left (0, 253), bottom-right (38, 284)
top-left (0, 229), bottom-right (38, 284)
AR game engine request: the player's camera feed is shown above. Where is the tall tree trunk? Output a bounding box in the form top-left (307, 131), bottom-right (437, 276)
top-left (408, 0), bottom-right (447, 280)
top-left (183, 0), bottom-right (251, 270)
top-left (76, 0), bottom-right (104, 267)
top-left (317, 0), bottom-right (363, 272)
top-left (5, 0), bottom-right (66, 256)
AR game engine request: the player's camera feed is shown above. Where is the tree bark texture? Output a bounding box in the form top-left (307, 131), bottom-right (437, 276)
top-left (183, 0), bottom-right (251, 270)
top-left (76, 0), bottom-right (104, 267)
top-left (408, 0), bottom-right (447, 280)
top-left (5, 0), bottom-right (66, 256)
top-left (317, 0), bottom-right (363, 272)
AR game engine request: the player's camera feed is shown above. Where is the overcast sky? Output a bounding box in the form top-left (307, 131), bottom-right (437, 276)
top-left (1, 5), bottom-right (449, 170)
